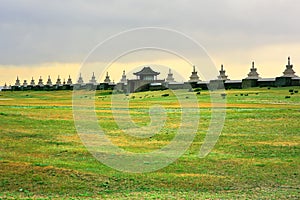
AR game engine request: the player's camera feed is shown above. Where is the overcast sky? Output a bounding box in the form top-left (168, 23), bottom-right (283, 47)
top-left (1, 0), bottom-right (300, 84)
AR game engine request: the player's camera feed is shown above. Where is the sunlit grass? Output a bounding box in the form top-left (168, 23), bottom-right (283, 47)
top-left (0, 87), bottom-right (299, 198)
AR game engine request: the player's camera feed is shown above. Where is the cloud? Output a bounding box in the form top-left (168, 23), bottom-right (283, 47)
top-left (0, 0), bottom-right (300, 67)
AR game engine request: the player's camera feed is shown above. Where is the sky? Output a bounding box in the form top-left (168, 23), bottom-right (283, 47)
top-left (1, 0), bottom-right (300, 85)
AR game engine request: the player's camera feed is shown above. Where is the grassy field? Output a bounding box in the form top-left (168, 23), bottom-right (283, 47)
top-left (0, 87), bottom-right (299, 199)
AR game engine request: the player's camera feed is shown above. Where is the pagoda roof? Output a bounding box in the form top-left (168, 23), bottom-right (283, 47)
top-left (133, 67), bottom-right (160, 76)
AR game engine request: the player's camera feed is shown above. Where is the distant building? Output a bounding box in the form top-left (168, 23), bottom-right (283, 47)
top-left (23, 80), bottom-right (28, 87)
top-left (89, 72), bottom-right (97, 84)
top-left (189, 66), bottom-right (200, 82)
top-left (128, 66), bottom-right (164, 93)
top-left (119, 70), bottom-right (127, 84)
top-left (246, 62), bottom-right (261, 79)
top-left (38, 76), bottom-right (44, 87)
top-left (3, 56), bottom-right (300, 92)
top-left (242, 62), bottom-right (261, 88)
top-left (67, 75), bottom-right (72, 85)
top-left (30, 77), bottom-right (35, 86)
top-left (77, 73), bottom-right (84, 85)
top-left (3, 83), bottom-right (8, 90)
top-left (217, 65), bottom-right (229, 81)
top-left (166, 68), bottom-right (175, 82)
top-left (15, 76), bottom-right (20, 86)
top-left (46, 76), bottom-right (52, 86)
top-left (56, 75), bottom-right (62, 86)
top-left (282, 57), bottom-right (298, 77)
top-left (134, 66), bottom-right (160, 80)
top-left (104, 72), bottom-right (111, 83)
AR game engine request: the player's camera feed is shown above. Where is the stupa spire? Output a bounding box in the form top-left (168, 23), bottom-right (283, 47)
top-left (56, 75), bottom-right (62, 85)
top-left (282, 56), bottom-right (297, 77)
top-left (104, 72), bottom-right (111, 83)
top-left (46, 75), bottom-right (52, 86)
top-left (119, 70), bottom-right (127, 84)
top-left (15, 76), bottom-right (21, 86)
top-left (38, 76), bottom-right (44, 86)
top-left (23, 80), bottom-right (28, 87)
top-left (166, 68), bottom-right (175, 82)
top-left (217, 64), bottom-right (229, 80)
top-left (246, 61), bottom-right (260, 79)
top-left (77, 73), bottom-right (84, 84)
top-left (189, 65), bottom-right (200, 82)
top-left (30, 77), bottom-right (35, 86)
top-left (89, 72), bottom-right (97, 84)
top-left (67, 75), bottom-right (72, 85)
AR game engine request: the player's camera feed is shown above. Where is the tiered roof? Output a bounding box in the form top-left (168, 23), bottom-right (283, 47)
top-left (282, 57), bottom-right (298, 77)
top-left (189, 66), bottom-right (200, 82)
top-left (133, 67), bottom-right (160, 76)
top-left (217, 65), bottom-right (229, 80)
top-left (246, 62), bottom-right (261, 79)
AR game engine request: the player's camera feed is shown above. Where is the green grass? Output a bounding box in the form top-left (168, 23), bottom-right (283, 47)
top-left (0, 87), bottom-right (299, 199)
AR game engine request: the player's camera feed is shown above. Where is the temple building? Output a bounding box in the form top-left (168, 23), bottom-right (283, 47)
top-left (134, 66), bottom-right (160, 81)
top-left (282, 57), bottom-right (298, 77)
top-left (89, 72), bottom-right (97, 84)
top-left (275, 57), bottom-right (299, 87)
top-left (189, 66), bottom-right (200, 82)
top-left (2, 56), bottom-right (300, 92)
top-left (127, 66), bottom-right (164, 93)
top-left (119, 70), bottom-right (127, 84)
top-left (246, 62), bottom-right (261, 79)
top-left (30, 77), bottom-right (35, 86)
top-left (67, 75), bottom-right (72, 85)
top-left (166, 69), bottom-right (175, 82)
top-left (46, 76), bottom-right (52, 86)
top-left (242, 62), bottom-right (261, 88)
top-left (209, 65), bottom-right (230, 89)
top-left (3, 83), bottom-right (8, 90)
top-left (217, 65), bottom-right (229, 80)
top-left (104, 72), bottom-right (111, 83)
top-left (77, 73), bottom-right (84, 85)
top-left (23, 80), bottom-right (28, 87)
top-left (38, 76), bottom-right (44, 87)
top-left (15, 76), bottom-right (20, 86)
top-left (56, 75), bottom-right (62, 86)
